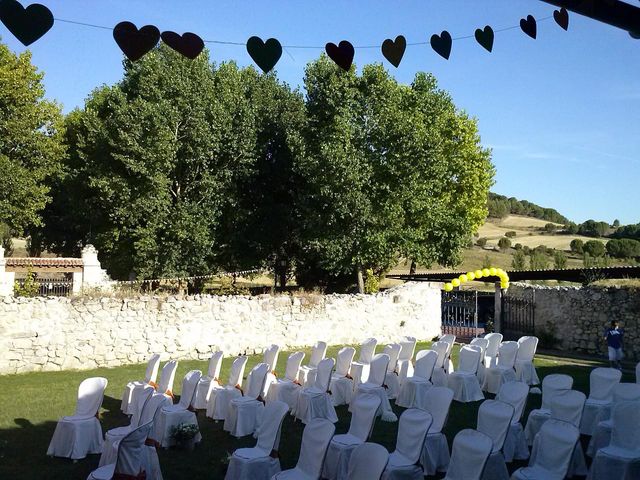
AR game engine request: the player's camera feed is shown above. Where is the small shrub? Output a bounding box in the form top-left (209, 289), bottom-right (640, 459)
top-left (14, 268), bottom-right (40, 297)
top-left (514, 243), bottom-right (523, 250)
top-left (505, 231), bottom-right (517, 238)
top-left (512, 250), bottom-right (527, 270)
top-left (553, 250), bottom-right (568, 269)
top-left (498, 237), bottom-right (512, 250)
top-left (476, 237), bottom-right (488, 248)
top-left (364, 268), bottom-right (380, 294)
top-left (482, 254), bottom-right (492, 269)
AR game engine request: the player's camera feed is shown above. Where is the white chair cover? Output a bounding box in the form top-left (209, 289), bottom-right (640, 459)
top-left (588, 383), bottom-right (640, 457)
top-left (515, 336), bottom-right (540, 385)
top-left (439, 334), bottom-right (456, 374)
top-left (87, 422), bottom-right (153, 480)
top-left (587, 401), bottom-right (640, 480)
top-left (482, 341), bottom-right (518, 394)
top-left (444, 429), bottom-right (493, 480)
top-left (430, 341), bottom-right (450, 387)
top-left (496, 381), bottom-right (530, 462)
top-left (121, 354), bottom-right (161, 414)
top-left (225, 363), bottom-right (270, 437)
top-left (330, 347), bottom-right (356, 406)
top-left (47, 377), bottom-right (108, 460)
top-left (395, 350), bottom-right (437, 408)
top-left (350, 338), bottom-right (378, 388)
top-left (266, 352), bottom-right (306, 409)
top-left (299, 341), bottom-right (327, 387)
top-left (580, 367), bottom-right (622, 435)
top-left (207, 356), bottom-right (248, 420)
top-left (142, 394), bottom-right (172, 480)
top-left (381, 408), bottom-right (433, 480)
top-left (511, 419), bottom-right (580, 480)
top-left (225, 401), bottom-right (290, 480)
top-left (352, 354), bottom-right (397, 422)
top-left (418, 386), bottom-right (454, 476)
top-left (347, 442), bottom-right (389, 480)
top-left (478, 400), bottom-right (514, 480)
top-left (448, 345), bottom-right (484, 403)
top-left (396, 336), bottom-right (417, 387)
top-left (156, 370), bottom-right (202, 448)
top-left (470, 338), bottom-right (489, 384)
top-left (322, 393), bottom-right (381, 480)
top-left (383, 343), bottom-right (402, 399)
top-left (262, 344), bottom-right (281, 398)
top-left (271, 418), bottom-right (336, 480)
top-left (524, 373), bottom-right (573, 445)
top-left (193, 351), bottom-right (224, 409)
top-left (294, 357), bottom-right (338, 424)
top-left (484, 333), bottom-right (503, 368)
top-left (156, 360), bottom-right (179, 398)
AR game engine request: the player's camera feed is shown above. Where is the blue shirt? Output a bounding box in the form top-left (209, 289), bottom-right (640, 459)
top-left (605, 327), bottom-right (624, 349)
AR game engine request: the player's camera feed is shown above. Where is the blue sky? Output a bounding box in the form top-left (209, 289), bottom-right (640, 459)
top-left (2, 0), bottom-right (639, 224)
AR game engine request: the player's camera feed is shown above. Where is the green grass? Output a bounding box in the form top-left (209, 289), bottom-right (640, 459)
top-left (0, 343), bottom-right (634, 480)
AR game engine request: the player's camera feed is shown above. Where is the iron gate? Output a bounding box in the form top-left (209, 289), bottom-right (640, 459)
top-left (441, 290), bottom-right (488, 341)
top-left (14, 274), bottom-right (73, 297)
top-left (501, 289), bottom-right (536, 340)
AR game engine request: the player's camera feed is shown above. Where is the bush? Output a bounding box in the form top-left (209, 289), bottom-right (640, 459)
top-left (505, 231), bottom-right (517, 238)
top-left (544, 223), bottom-right (557, 233)
top-left (522, 246), bottom-right (531, 255)
top-left (14, 268), bottom-right (40, 297)
top-left (476, 237), bottom-right (488, 247)
top-left (583, 240), bottom-right (605, 258)
top-left (498, 237), bottom-right (512, 250)
top-left (606, 238), bottom-right (640, 259)
top-left (364, 268), bottom-right (380, 294)
top-left (512, 250), bottom-right (527, 270)
top-left (570, 239), bottom-right (584, 254)
top-left (530, 251), bottom-right (549, 270)
top-left (482, 254), bottom-right (492, 269)
top-left (553, 250), bottom-right (567, 269)
top-left (514, 243), bottom-right (523, 250)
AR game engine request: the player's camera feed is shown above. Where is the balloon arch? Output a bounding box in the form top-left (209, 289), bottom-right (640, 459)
top-left (443, 267), bottom-right (510, 292)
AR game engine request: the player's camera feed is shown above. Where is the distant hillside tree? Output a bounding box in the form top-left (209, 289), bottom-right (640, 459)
top-left (583, 240), bottom-right (605, 258)
top-left (487, 193), bottom-right (569, 224)
top-left (578, 219), bottom-right (609, 238)
top-left (553, 250), bottom-right (567, 269)
top-left (512, 250), bottom-right (527, 270)
top-left (476, 237), bottom-right (488, 247)
top-left (606, 238), bottom-right (640, 259)
top-left (612, 219), bottom-right (620, 228)
top-left (505, 231), bottom-right (517, 238)
top-left (498, 237), bottom-right (512, 250)
top-left (570, 239), bottom-right (584, 254)
top-left (611, 223), bottom-right (640, 241)
top-left (530, 251), bottom-right (549, 270)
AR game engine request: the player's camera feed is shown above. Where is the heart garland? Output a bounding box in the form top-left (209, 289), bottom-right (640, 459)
top-left (520, 15), bottom-right (537, 39)
top-left (161, 31), bottom-right (204, 59)
top-left (326, 40), bottom-right (355, 71)
top-left (474, 26), bottom-right (494, 53)
top-left (430, 31), bottom-right (452, 60)
top-left (553, 7), bottom-right (569, 31)
top-left (381, 35), bottom-right (406, 68)
top-left (246, 36), bottom-right (282, 73)
top-left (113, 21), bottom-right (160, 61)
top-left (0, 0), bottom-right (53, 46)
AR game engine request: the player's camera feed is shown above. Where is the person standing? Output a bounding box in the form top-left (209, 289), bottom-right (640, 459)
top-left (604, 320), bottom-right (624, 370)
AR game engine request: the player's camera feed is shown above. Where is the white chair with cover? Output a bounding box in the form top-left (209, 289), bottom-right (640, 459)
top-left (352, 353), bottom-right (397, 422)
top-left (207, 356), bottom-right (248, 420)
top-left (588, 383), bottom-right (640, 457)
top-left (496, 381), bottom-right (530, 462)
top-left (155, 370), bottom-right (202, 448)
top-left (299, 341), bottom-right (327, 387)
top-left (121, 354), bottom-right (161, 415)
top-left (294, 357), bottom-right (338, 424)
top-left (515, 336), bottom-right (540, 385)
top-left (225, 363), bottom-right (270, 438)
top-left (395, 350), bottom-right (437, 408)
top-left (511, 419), bottom-right (580, 480)
top-left (330, 347), bottom-right (357, 406)
top-left (270, 418), bottom-right (336, 480)
top-left (439, 334), bottom-right (456, 373)
top-left (382, 343), bottom-right (402, 399)
top-left (262, 344), bottom-right (282, 398)
top-left (99, 387), bottom-right (153, 467)
top-left (225, 400), bottom-right (290, 480)
top-left (349, 338), bottom-right (378, 389)
top-left (580, 367), bottom-right (622, 435)
top-left (443, 429), bottom-right (493, 480)
top-left (193, 351), bottom-right (224, 409)
top-left (155, 360), bottom-right (179, 399)
top-left (266, 351), bottom-right (306, 410)
top-left (430, 341), bottom-right (450, 387)
top-left (524, 373), bottom-right (573, 445)
top-left (587, 401), bottom-right (640, 480)
top-left (448, 345), bottom-right (484, 403)
top-left (346, 442), bottom-right (389, 480)
top-left (396, 336), bottom-right (417, 387)
top-left (482, 341), bottom-right (518, 394)
top-left (470, 337), bottom-right (489, 384)
top-left (87, 422), bottom-right (153, 480)
top-left (484, 333), bottom-right (503, 368)
top-left (381, 408), bottom-right (433, 480)
top-left (322, 393), bottom-right (381, 480)
top-left (47, 377), bottom-right (108, 460)
top-left (418, 386), bottom-right (454, 476)
top-left (477, 400), bottom-right (514, 480)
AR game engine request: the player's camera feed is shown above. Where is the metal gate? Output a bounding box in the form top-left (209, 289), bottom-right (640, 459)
top-left (14, 274), bottom-right (73, 297)
top-left (501, 289), bottom-right (536, 340)
top-left (441, 290), bottom-right (485, 342)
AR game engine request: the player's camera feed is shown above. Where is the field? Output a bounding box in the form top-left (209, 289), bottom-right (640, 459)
top-left (0, 342), bottom-right (632, 480)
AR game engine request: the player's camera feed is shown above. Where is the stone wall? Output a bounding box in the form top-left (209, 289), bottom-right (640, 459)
top-left (508, 283), bottom-right (640, 361)
top-left (0, 282), bottom-right (442, 375)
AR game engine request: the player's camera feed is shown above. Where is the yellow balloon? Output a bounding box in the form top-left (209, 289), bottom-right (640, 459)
top-left (466, 271), bottom-right (476, 281)
top-left (489, 267), bottom-right (497, 276)
top-left (475, 269), bottom-right (483, 278)
top-left (444, 283), bottom-right (453, 292)
top-left (501, 282), bottom-right (510, 289)
top-left (459, 274), bottom-right (468, 283)
top-left (496, 268), bottom-right (505, 275)
top-left (482, 268), bottom-right (490, 277)
top-left (451, 278), bottom-right (461, 287)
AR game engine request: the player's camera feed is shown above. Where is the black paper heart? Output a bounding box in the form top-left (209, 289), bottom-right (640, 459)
top-left (325, 40), bottom-right (354, 71)
top-left (113, 21), bottom-right (160, 62)
top-left (161, 31), bottom-right (204, 59)
top-left (381, 35), bottom-right (406, 68)
top-left (474, 26), bottom-right (494, 53)
top-left (0, 0), bottom-right (53, 46)
top-left (430, 31), bottom-right (452, 60)
top-left (520, 15), bottom-right (537, 39)
top-left (246, 36), bottom-right (282, 73)
top-left (553, 8), bottom-right (569, 31)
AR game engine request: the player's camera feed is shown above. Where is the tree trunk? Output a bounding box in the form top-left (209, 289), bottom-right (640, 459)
top-left (409, 260), bottom-right (417, 275)
top-left (356, 266), bottom-right (365, 294)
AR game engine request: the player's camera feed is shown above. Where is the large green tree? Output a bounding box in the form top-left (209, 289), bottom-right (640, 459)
top-left (0, 41), bottom-right (64, 237)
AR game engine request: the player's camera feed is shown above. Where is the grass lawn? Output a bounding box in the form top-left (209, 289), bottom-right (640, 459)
top-left (0, 342), bottom-right (634, 479)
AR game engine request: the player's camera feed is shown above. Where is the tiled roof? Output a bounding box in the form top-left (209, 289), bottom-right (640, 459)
top-left (6, 258), bottom-right (83, 267)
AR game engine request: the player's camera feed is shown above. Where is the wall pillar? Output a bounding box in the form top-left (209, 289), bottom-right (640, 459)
top-left (0, 246), bottom-right (13, 296)
top-left (494, 282), bottom-right (503, 334)
top-left (81, 244), bottom-right (111, 291)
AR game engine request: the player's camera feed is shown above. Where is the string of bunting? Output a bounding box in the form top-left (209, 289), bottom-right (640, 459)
top-left (0, 0), bottom-right (570, 72)
top-left (114, 268), bottom-right (266, 286)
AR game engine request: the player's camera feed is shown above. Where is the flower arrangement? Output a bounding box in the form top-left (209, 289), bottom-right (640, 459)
top-left (170, 423), bottom-right (199, 445)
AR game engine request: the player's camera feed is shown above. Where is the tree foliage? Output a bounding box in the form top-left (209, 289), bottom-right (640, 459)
top-left (512, 250), bottom-right (527, 270)
top-left (583, 239), bottom-right (605, 258)
top-left (577, 219), bottom-right (609, 238)
top-left (487, 192), bottom-right (569, 224)
top-left (553, 250), bottom-right (567, 269)
top-left (606, 238), bottom-right (640, 259)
